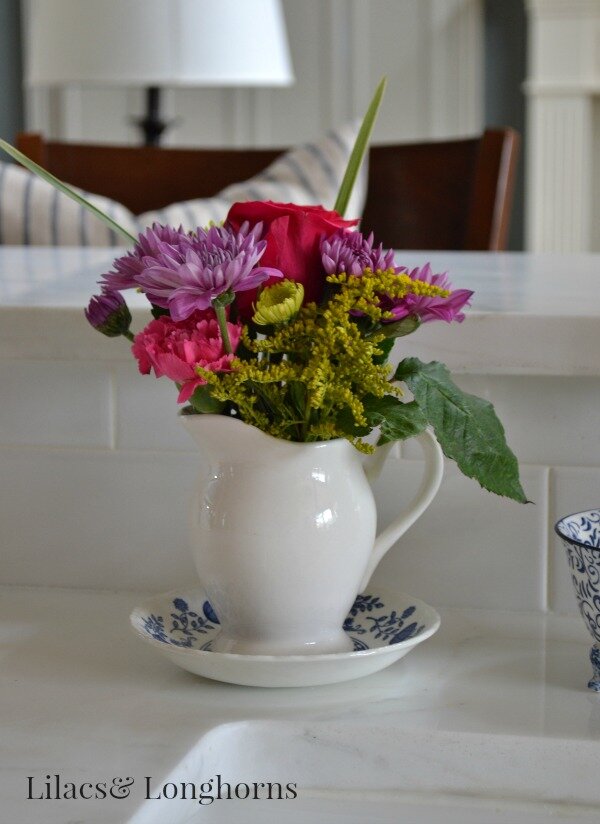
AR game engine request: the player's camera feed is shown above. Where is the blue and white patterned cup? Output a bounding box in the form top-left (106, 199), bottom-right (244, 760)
top-left (555, 509), bottom-right (600, 692)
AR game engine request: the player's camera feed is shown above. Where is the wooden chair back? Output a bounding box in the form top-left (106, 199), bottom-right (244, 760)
top-left (16, 128), bottom-right (519, 251)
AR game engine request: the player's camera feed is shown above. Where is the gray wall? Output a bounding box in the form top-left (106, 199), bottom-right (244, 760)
top-left (485, 0), bottom-right (526, 250)
top-left (0, 0), bottom-right (24, 144)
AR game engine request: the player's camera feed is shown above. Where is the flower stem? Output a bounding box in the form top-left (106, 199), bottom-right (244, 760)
top-left (301, 400), bottom-right (312, 441)
top-left (214, 304), bottom-right (233, 354)
top-left (123, 330), bottom-right (135, 342)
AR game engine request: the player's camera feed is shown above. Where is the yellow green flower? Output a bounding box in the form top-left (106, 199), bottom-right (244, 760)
top-left (253, 280), bottom-right (304, 326)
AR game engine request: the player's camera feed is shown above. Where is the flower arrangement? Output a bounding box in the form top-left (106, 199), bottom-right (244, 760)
top-left (96, 218), bottom-right (469, 446)
top-left (0, 80), bottom-right (526, 503)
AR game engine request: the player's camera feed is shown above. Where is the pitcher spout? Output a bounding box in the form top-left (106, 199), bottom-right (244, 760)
top-left (180, 413), bottom-right (280, 461)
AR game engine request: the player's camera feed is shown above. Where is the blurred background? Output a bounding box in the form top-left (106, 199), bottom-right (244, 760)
top-left (1, 0), bottom-right (597, 253)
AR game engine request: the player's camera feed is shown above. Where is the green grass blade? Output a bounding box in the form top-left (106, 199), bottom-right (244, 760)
top-left (0, 139), bottom-right (137, 244)
top-left (333, 76), bottom-right (387, 218)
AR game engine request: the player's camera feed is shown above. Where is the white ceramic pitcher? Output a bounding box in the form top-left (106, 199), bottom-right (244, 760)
top-left (182, 414), bottom-right (443, 655)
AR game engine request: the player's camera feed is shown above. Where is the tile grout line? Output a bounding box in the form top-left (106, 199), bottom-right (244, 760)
top-left (0, 443), bottom-right (193, 456)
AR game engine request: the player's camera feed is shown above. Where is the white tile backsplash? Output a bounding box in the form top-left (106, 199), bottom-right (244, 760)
top-left (0, 360), bottom-right (112, 448)
top-left (1, 352), bottom-right (596, 615)
top-left (114, 363), bottom-right (192, 452)
top-left (471, 376), bottom-right (600, 468)
top-left (370, 460), bottom-right (549, 611)
top-left (549, 466), bottom-right (600, 615)
top-left (0, 447), bottom-right (197, 591)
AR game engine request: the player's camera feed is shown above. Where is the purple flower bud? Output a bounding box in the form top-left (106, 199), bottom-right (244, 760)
top-left (85, 291), bottom-right (132, 337)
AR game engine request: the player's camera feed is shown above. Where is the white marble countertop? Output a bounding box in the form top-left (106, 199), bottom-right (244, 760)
top-left (2, 585), bottom-right (599, 824)
top-left (1, 247), bottom-right (599, 374)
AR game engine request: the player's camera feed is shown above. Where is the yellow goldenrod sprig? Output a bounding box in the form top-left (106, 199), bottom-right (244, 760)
top-left (196, 267), bottom-right (419, 447)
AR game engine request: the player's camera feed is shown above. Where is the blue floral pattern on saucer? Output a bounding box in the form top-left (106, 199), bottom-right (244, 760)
top-left (130, 588), bottom-right (440, 687)
top-left (137, 591), bottom-right (426, 653)
top-left (141, 598), bottom-right (220, 648)
top-left (343, 594), bottom-right (425, 651)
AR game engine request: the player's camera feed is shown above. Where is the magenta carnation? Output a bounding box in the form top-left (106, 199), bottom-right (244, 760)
top-left (133, 222), bottom-right (282, 321)
top-left (321, 230), bottom-right (397, 276)
top-left (131, 313), bottom-right (242, 403)
top-left (381, 263), bottom-right (474, 324)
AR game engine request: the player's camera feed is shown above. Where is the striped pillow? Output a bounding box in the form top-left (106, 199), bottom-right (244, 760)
top-left (137, 122), bottom-right (367, 231)
top-left (0, 161), bottom-right (138, 246)
top-left (0, 123), bottom-right (366, 247)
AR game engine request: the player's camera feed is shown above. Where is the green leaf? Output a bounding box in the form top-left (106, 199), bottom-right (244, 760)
top-left (375, 315), bottom-right (421, 340)
top-left (0, 139), bottom-right (136, 244)
top-left (363, 395), bottom-right (428, 445)
top-left (394, 358), bottom-right (528, 503)
top-left (189, 386), bottom-right (225, 414)
top-left (372, 337), bottom-right (394, 365)
top-left (333, 77), bottom-right (387, 217)
top-left (288, 381), bottom-right (307, 417)
top-left (335, 404), bottom-right (371, 438)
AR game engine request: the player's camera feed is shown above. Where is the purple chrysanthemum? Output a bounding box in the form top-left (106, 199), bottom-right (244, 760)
top-left (85, 290), bottom-right (132, 337)
top-left (321, 230), bottom-right (397, 276)
top-left (381, 263), bottom-right (474, 324)
top-left (132, 222), bottom-right (282, 321)
top-left (100, 223), bottom-right (191, 292)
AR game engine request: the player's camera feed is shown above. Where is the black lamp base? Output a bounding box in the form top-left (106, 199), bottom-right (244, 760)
top-left (134, 86), bottom-right (171, 147)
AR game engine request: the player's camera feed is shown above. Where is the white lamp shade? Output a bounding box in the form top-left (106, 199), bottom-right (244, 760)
top-left (26, 0), bottom-right (294, 87)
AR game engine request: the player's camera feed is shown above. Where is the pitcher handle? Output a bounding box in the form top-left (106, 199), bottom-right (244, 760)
top-left (359, 428), bottom-right (444, 591)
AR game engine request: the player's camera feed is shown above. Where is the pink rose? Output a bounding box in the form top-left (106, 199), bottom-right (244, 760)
top-left (132, 313), bottom-right (241, 403)
top-left (226, 201), bottom-right (358, 315)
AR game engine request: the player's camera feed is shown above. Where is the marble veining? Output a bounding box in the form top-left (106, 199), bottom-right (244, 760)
top-left (1, 247), bottom-right (600, 317)
top-left (1, 585), bottom-right (599, 824)
top-left (2, 248), bottom-right (599, 375)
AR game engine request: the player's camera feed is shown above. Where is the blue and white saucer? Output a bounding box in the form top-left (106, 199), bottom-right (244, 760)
top-left (130, 587), bottom-right (440, 687)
